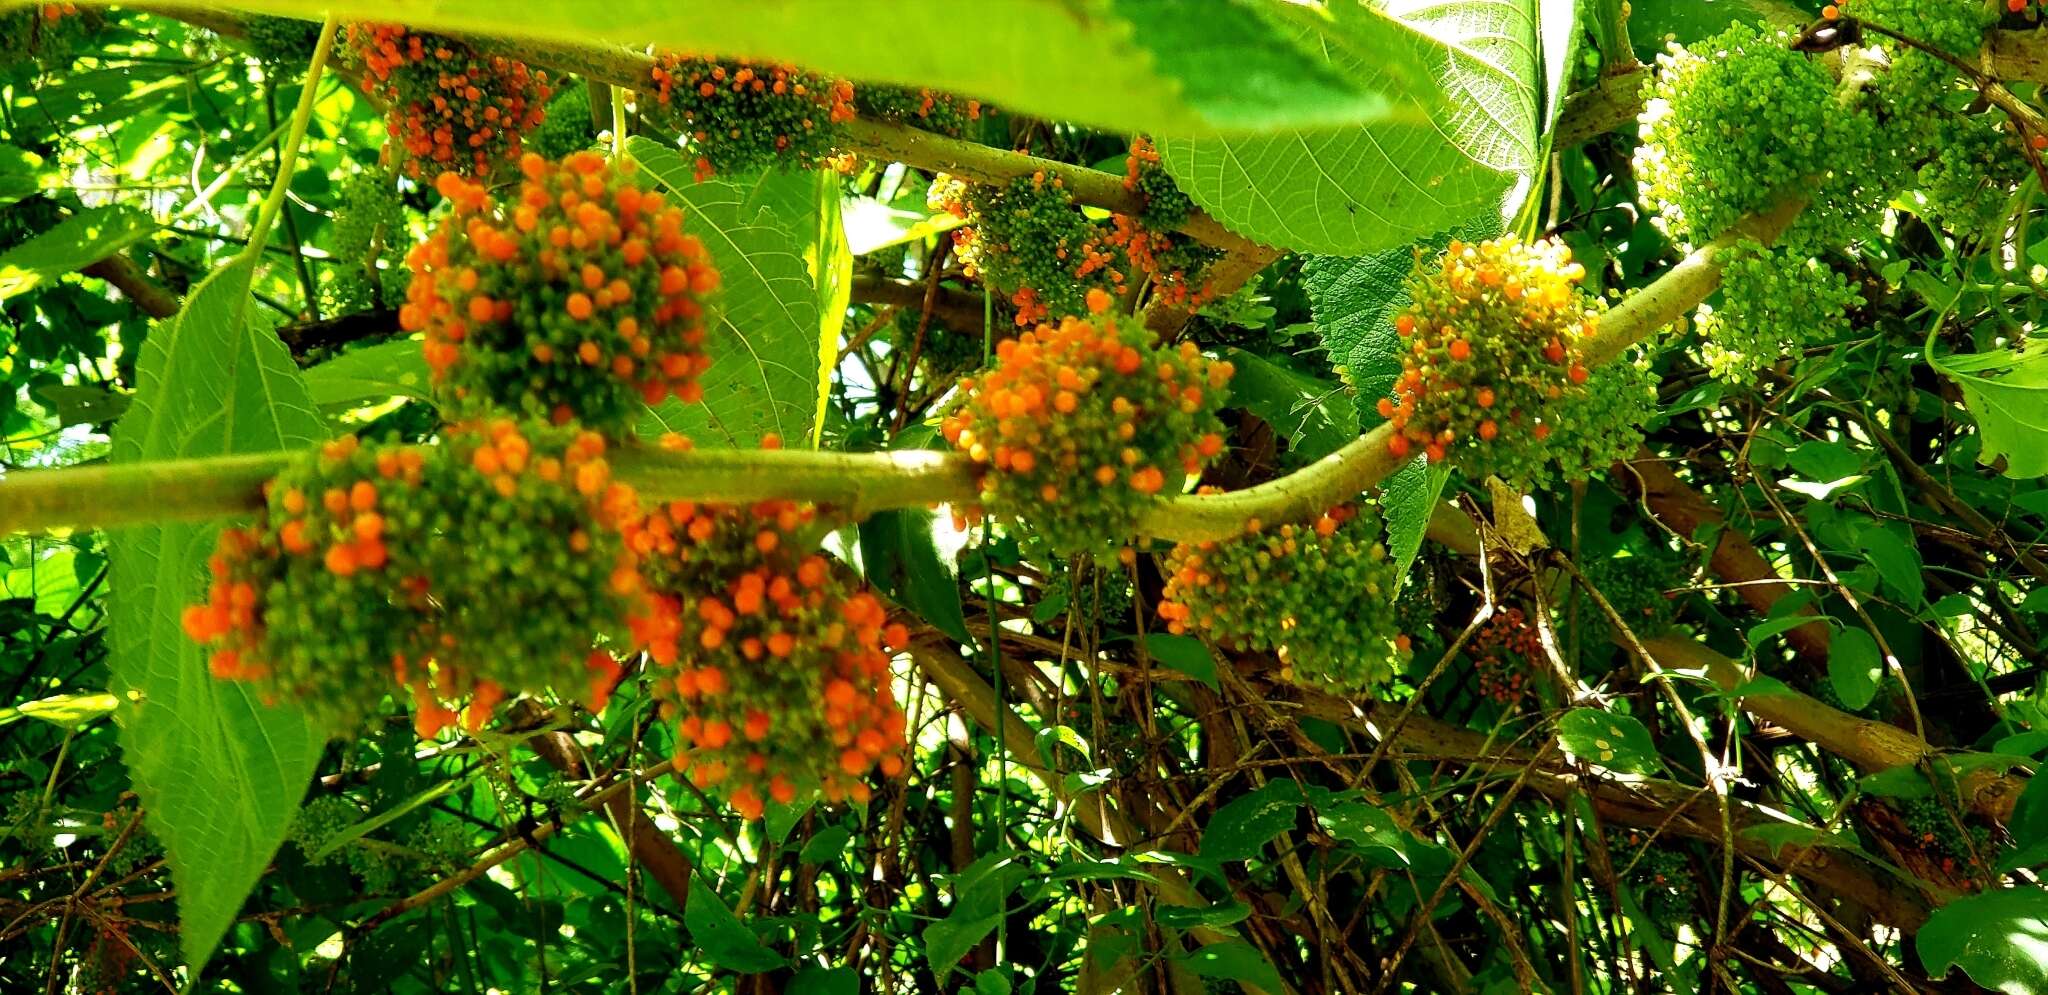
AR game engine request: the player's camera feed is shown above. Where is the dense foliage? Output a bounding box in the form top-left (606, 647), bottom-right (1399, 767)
top-left (8, 2), bottom-right (2048, 993)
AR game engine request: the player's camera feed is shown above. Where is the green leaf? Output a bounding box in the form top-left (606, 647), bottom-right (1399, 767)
top-left (1178, 940), bottom-right (1284, 992)
top-left (0, 691), bottom-right (118, 729)
top-left (199, 0), bottom-right (1434, 137)
top-left (858, 508), bottom-right (971, 644)
top-left (308, 779), bottom-right (462, 863)
top-left (1200, 778), bottom-right (1304, 860)
top-left (1159, 0), bottom-right (1533, 254)
top-left (1220, 346), bottom-right (1357, 462)
top-left (788, 966), bottom-right (859, 995)
top-left (926, 851), bottom-right (1031, 980)
top-left (1747, 614), bottom-right (1834, 652)
top-left (1383, 456), bottom-right (1454, 581)
top-left (31, 383), bottom-right (129, 427)
top-left (1314, 800), bottom-right (1450, 874)
top-left (630, 140), bottom-right (822, 447)
top-left (107, 257), bottom-right (328, 972)
top-left (1937, 345), bottom-right (2048, 478)
top-left (684, 888), bottom-right (785, 973)
top-left (799, 826), bottom-right (854, 865)
top-left (1858, 525), bottom-right (1925, 607)
top-left (1556, 708), bottom-right (1664, 774)
top-left (302, 339), bottom-right (433, 407)
top-left (1828, 626), bottom-right (1883, 712)
top-left (0, 205), bottom-right (157, 300)
top-left (1858, 765), bottom-right (1935, 800)
top-left (0, 143), bottom-right (43, 207)
top-left (1142, 633), bottom-right (1219, 690)
top-left (1046, 859), bottom-right (1159, 884)
top-left (1156, 901), bottom-right (1252, 928)
top-left (1918, 887), bottom-right (2048, 993)
top-left (1738, 822), bottom-right (1858, 860)
top-left (972, 968), bottom-right (1014, 995)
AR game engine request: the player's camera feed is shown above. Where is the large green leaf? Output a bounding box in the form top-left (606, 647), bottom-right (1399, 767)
top-left (1556, 708), bottom-right (1664, 775)
top-left (302, 339), bottom-right (432, 407)
top-left (1200, 778), bottom-right (1304, 860)
top-left (1220, 347), bottom-right (1357, 463)
top-left (858, 508), bottom-right (971, 644)
top-left (0, 205), bottom-right (157, 300)
top-left (684, 888), bottom-right (785, 973)
top-left (1381, 455), bottom-right (1452, 580)
top-left (1937, 346), bottom-right (2048, 478)
top-left (925, 851), bottom-right (1032, 980)
top-left (1302, 213), bottom-right (1503, 398)
top-left (107, 257), bottom-right (328, 972)
top-left (630, 138), bottom-right (822, 447)
top-left (144, 0), bottom-right (1438, 137)
top-left (1918, 887), bottom-right (2048, 994)
top-left (1158, 0), bottom-right (1535, 254)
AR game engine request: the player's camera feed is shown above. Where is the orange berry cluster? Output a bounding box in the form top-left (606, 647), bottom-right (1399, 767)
top-left (346, 24), bottom-right (550, 180)
top-left (1159, 503), bottom-right (1411, 693)
top-left (942, 308), bottom-right (1232, 554)
top-left (1109, 137), bottom-right (1220, 310)
top-left (855, 85), bottom-right (983, 138)
top-left (1470, 606), bottom-right (1541, 704)
top-left (400, 152), bottom-right (720, 432)
top-left (956, 172), bottom-right (1127, 327)
top-left (620, 434), bottom-right (910, 819)
top-left (647, 54), bottom-right (855, 181)
top-left (183, 420), bottom-right (641, 738)
top-left (1382, 235), bottom-right (1600, 489)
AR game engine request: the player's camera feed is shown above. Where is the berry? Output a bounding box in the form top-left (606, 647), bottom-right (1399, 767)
top-left (243, 15), bottom-right (322, 64)
top-left (1385, 235), bottom-right (1614, 489)
top-left (183, 421), bottom-right (643, 738)
top-left (322, 168), bottom-right (410, 314)
top-left (1469, 606), bottom-right (1541, 703)
top-left (646, 54), bottom-right (855, 180)
top-left (526, 81), bottom-right (601, 161)
top-left (1693, 238), bottom-right (1862, 381)
top-left (346, 24), bottom-right (551, 180)
top-left (1158, 503), bottom-right (1411, 693)
top-left (1123, 136), bottom-right (1194, 233)
top-left (1634, 23), bottom-right (1887, 253)
top-left (956, 172), bottom-right (1127, 326)
top-left (854, 85), bottom-right (983, 138)
top-left (623, 435), bottom-right (908, 819)
top-left (1585, 550), bottom-right (1682, 634)
top-left (1915, 111), bottom-right (2031, 238)
top-left (400, 152), bottom-right (720, 432)
top-left (941, 310), bottom-right (1233, 554)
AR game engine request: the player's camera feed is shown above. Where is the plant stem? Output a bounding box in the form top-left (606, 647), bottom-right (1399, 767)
top-left (239, 16), bottom-right (339, 270)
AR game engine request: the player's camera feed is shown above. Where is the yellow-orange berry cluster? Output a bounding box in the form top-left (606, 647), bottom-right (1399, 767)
top-left (647, 54), bottom-right (855, 181)
top-left (400, 152), bottom-right (720, 432)
top-left (183, 420), bottom-right (641, 738)
top-left (942, 306), bottom-right (1232, 553)
top-left (854, 85), bottom-right (983, 138)
top-left (1382, 235), bottom-right (1599, 489)
top-left (1106, 137), bottom-right (1221, 312)
top-left (346, 24), bottom-right (550, 180)
top-left (621, 434), bottom-right (910, 820)
top-left (1159, 503), bottom-right (1411, 693)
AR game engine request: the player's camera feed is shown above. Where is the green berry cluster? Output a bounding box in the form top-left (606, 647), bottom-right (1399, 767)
top-left (1635, 23), bottom-right (1884, 250)
top-left (526, 82), bottom-right (600, 161)
top-left (243, 15), bottom-right (322, 64)
top-left (1915, 111), bottom-right (2029, 238)
top-left (1383, 235), bottom-right (1615, 491)
top-left (1585, 551), bottom-right (1680, 635)
top-left (619, 435), bottom-right (911, 820)
top-left (1897, 795), bottom-right (2003, 887)
top-left (323, 168), bottom-right (410, 314)
top-left (1694, 239), bottom-right (1862, 381)
top-left (646, 54), bottom-right (856, 181)
top-left (1124, 136), bottom-right (1193, 233)
top-left (958, 172), bottom-right (1124, 326)
top-left (1849, 0), bottom-right (1986, 120)
top-left (941, 310), bottom-right (1234, 555)
top-left (1544, 352), bottom-right (1658, 483)
top-left (1609, 828), bottom-right (1697, 928)
top-left (182, 421), bottom-right (642, 738)
top-left (400, 153), bottom-right (720, 433)
top-left (1158, 504), bottom-right (1411, 694)
top-left (854, 85), bottom-right (983, 138)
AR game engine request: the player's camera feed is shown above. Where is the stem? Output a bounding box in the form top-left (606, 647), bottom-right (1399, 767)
top-left (240, 16), bottom-right (339, 270)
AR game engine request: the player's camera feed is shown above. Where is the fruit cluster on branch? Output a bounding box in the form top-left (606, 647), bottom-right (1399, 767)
top-left (646, 54), bottom-right (855, 181)
top-left (346, 24), bottom-right (552, 180)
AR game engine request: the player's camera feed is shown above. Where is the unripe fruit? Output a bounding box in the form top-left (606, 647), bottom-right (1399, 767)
top-left (1158, 503), bottom-right (1410, 694)
top-left (400, 152), bottom-right (719, 432)
top-left (646, 54), bottom-right (855, 181)
top-left (854, 85), bottom-right (983, 138)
